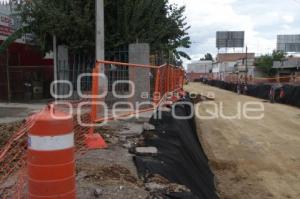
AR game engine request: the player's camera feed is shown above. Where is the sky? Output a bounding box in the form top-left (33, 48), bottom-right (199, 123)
top-left (1, 0), bottom-right (299, 65)
top-left (169, 0), bottom-right (300, 64)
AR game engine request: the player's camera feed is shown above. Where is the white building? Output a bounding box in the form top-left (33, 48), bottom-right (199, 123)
top-left (187, 60), bottom-right (213, 73)
top-left (212, 53), bottom-right (256, 81)
top-left (187, 60), bottom-right (213, 81)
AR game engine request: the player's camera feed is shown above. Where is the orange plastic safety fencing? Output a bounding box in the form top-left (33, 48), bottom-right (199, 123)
top-left (214, 74), bottom-right (300, 85)
top-left (153, 64), bottom-right (184, 104)
top-left (0, 103), bottom-right (93, 198)
top-left (0, 60), bottom-right (185, 198)
top-left (89, 60), bottom-right (185, 129)
top-left (250, 75), bottom-right (300, 84)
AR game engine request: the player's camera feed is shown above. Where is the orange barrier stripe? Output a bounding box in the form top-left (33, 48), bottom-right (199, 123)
top-left (97, 60), bottom-right (160, 69)
top-left (96, 60), bottom-right (184, 71)
top-left (253, 76), bottom-right (300, 80)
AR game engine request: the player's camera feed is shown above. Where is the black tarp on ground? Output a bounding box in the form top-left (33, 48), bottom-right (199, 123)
top-left (134, 100), bottom-right (218, 199)
top-left (247, 84), bottom-right (271, 100)
top-left (281, 85), bottom-right (300, 108)
top-left (201, 79), bottom-right (300, 108)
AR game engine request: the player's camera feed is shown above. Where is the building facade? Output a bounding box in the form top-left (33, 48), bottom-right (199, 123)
top-left (187, 60), bottom-right (213, 81)
top-left (0, 2), bottom-right (53, 101)
top-left (273, 57), bottom-right (300, 79)
top-left (212, 53), bottom-right (257, 81)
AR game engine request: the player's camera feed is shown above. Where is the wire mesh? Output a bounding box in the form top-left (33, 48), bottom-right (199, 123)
top-left (0, 60), bottom-right (185, 198)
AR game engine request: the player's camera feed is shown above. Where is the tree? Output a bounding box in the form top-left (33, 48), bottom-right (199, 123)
top-left (14, 0), bottom-right (96, 54)
top-left (255, 54), bottom-right (273, 75)
top-left (272, 50), bottom-right (285, 61)
top-left (255, 50), bottom-right (286, 76)
top-left (12, 0), bottom-right (191, 61)
top-left (200, 53), bottom-right (213, 61)
top-left (105, 0), bottom-right (191, 61)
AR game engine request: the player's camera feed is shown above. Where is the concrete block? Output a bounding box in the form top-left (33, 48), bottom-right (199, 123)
top-left (119, 123), bottom-right (144, 137)
top-left (135, 147), bottom-right (158, 156)
top-left (143, 122), bottom-right (155, 131)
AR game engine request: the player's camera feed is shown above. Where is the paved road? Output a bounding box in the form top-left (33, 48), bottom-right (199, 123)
top-left (0, 103), bottom-right (45, 123)
top-left (185, 83), bottom-right (300, 199)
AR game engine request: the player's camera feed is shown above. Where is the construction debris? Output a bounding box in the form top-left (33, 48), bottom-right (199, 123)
top-left (143, 123), bottom-right (155, 131)
top-left (135, 147), bottom-right (158, 156)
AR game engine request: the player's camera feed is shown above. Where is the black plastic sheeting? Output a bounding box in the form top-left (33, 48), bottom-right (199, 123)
top-left (134, 99), bottom-right (219, 199)
top-left (198, 79), bottom-right (300, 108)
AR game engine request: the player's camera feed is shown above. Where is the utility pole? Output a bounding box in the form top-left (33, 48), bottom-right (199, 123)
top-left (96, 0), bottom-right (105, 62)
top-left (95, 0), bottom-right (105, 96)
top-left (245, 46), bottom-right (248, 83)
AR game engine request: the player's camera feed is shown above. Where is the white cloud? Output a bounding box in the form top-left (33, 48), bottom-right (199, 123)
top-left (282, 15), bottom-right (295, 23)
top-left (170, 0), bottom-right (300, 66)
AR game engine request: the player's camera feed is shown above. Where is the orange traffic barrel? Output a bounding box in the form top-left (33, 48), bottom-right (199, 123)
top-left (27, 105), bottom-right (76, 199)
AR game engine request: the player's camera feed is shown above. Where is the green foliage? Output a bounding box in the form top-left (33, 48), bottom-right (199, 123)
top-left (255, 50), bottom-right (286, 76)
top-left (14, 0), bottom-right (191, 60)
top-left (200, 53), bottom-right (213, 61)
top-left (15, 0), bottom-right (95, 53)
top-left (0, 27), bottom-right (28, 54)
top-left (255, 54), bottom-right (273, 75)
top-left (272, 50), bottom-right (285, 61)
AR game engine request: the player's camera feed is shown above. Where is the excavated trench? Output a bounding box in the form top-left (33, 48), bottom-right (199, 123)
top-left (133, 98), bottom-right (219, 199)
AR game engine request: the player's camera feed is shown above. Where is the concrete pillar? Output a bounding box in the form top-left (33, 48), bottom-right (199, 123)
top-left (57, 45), bottom-right (69, 96)
top-left (129, 43), bottom-right (151, 105)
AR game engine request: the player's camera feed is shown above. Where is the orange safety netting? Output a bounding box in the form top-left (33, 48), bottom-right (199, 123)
top-left (0, 60), bottom-right (185, 198)
top-left (0, 106), bottom-right (91, 198)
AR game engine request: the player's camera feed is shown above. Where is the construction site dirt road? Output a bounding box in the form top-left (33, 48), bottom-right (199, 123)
top-left (185, 83), bottom-right (300, 199)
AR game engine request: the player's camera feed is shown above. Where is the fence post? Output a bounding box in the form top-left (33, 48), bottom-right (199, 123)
top-left (164, 66), bottom-right (168, 95)
top-left (154, 68), bottom-right (161, 105)
top-left (85, 62), bottom-right (107, 149)
top-left (90, 64), bottom-right (99, 122)
top-left (167, 65), bottom-right (171, 94)
top-left (180, 70), bottom-right (184, 91)
top-left (171, 67), bottom-right (174, 92)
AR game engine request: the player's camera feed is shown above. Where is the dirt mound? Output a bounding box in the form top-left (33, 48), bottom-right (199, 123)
top-left (79, 164), bottom-right (138, 185)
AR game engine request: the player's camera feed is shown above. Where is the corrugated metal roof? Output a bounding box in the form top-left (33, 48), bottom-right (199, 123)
top-left (273, 57), bottom-right (300, 69)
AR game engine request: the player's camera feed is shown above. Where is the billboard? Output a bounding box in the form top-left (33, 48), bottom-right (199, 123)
top-left (277, 35), bottom-right (300, 52)
top-left (216, 31), bottom-right (245, 49)
top-left (0, 14), bottom-right (14, 36)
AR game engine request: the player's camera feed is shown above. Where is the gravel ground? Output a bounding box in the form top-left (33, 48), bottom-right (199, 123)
top-left (0, 122), bottom-right (23, 149)
top-left (76, 115), bottom-right (190, 199)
